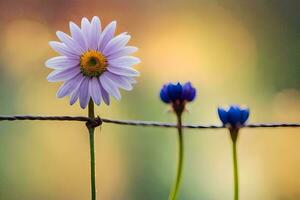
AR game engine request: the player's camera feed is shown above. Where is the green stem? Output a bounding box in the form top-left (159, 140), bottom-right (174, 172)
top-left (88, 100), bottom-right (96, 200)
top-left (232, 140), bottom-right (239, 200)
top-left (169, 114), bottom-right (184, 200)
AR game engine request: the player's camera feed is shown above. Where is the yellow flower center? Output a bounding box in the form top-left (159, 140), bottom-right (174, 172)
top-left (80, 50), bottom-right (108, 77)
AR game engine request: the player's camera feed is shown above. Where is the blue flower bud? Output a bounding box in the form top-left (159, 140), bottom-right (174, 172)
top-left (159, 82), bottom-right (197, 104)
top-left (240, 109), bottom-right (250, 124)
top-left (167, 83), bottom-right (183, 102)
top-left (182, 82), bottom-right (196, 102)
top-left (218, 108), bottom-right (229, 124)
top-left (218, 105), bottom-right (250, 128)
top-left (160, 85), bottom-right (171, 103)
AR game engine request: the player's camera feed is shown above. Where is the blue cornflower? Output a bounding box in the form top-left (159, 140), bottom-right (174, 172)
top-left (218, 105), bottom-right (250, 197)
top-left (218, 105), bottom-right (250, 128)
top-left (160, 82), bottom-right (196, 104)
top-left (160, 82), bottom-right (196, 199)
top-left (160, 82), bottom-right (196, 116)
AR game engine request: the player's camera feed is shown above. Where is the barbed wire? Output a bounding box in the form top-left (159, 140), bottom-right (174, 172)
top-left (0, 115), bottom-right (299, 129)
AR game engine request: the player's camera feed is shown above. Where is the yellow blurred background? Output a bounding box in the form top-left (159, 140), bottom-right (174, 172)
top-left (0, 0), bottom-right (299, 199)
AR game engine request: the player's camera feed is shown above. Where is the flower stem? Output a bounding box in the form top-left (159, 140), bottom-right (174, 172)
top-left (232, 140), bottom-right (239, 200)
top-left (169, 113), bottom-right (184, 200)
top-left (88, 100), bottom-right (96, 200)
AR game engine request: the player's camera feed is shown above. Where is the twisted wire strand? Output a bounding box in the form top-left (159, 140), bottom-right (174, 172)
top-left (0, 115), bottom-right (299, 129)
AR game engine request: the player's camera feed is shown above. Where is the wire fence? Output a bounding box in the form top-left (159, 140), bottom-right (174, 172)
top-left (0, 115), bottom-right (299, 129)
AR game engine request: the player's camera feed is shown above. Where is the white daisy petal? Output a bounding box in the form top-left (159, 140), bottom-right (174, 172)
top-left (49, 41), bottom-right (80, 58)
top-left (69, 78), bottom-right (85, 106)
top-left (99, 83), bottom-right (110, 105)
top-left (57, 74), bottom-right (84, 98)
top-left (98, 21), bottom-right (116, 51)
top-left (99, 74), bottom-right (121, 100)
top-left (79, 78), bottom-right (90, 109)
top-left (105, 72), bottom-right (133, 91)
top-left (107, 46), bottom-right (138, 60)
top-left (56, 31), bottom-right (83, 55)
top-left (107, 66), bottom-right (139, 77)
top-left (90, 16), bottom-right (101, 50)
top-left (45, 56), bottom-right (78, 69)
top-left (81, 17), bottom-right (92, 46)
top-left (70, 87), bottom-right (80, 105)
top-left (47, 67), bottom-right (80, 82)
top-left (89, 77), bottom-right (102, 105)
top-left (70, 22), bottom-right (87, 51)
top-left (109, 56), bottom-right (141, 67)
top-left (103, 33), bottom-right (130, 56)
top-left (124, 76), bottom-right (137, 84)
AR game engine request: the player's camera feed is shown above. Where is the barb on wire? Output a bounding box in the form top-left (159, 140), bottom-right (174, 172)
top-left (0, 115), bottom-right (299, 129)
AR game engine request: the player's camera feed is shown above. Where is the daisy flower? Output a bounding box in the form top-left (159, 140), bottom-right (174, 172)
top-left (45, 16), bottom-right (140, 108)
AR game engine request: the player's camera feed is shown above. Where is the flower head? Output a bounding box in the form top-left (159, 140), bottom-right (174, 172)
top-left (218, 105), bottom-right (249, 128)
top-left (45, 16), bottom-right (140, 108)
top-left (160, 82), bottom-right (196, 115)
top-left (160, 82), bottom-right (196, 104)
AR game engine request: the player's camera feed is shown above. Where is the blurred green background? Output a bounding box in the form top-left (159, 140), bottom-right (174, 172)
top-left (0, 0), bottom-right (299, 199)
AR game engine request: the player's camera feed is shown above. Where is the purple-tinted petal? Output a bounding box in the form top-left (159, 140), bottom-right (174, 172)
top-left (99, 82), bottom-right (110, 105)
top-left (182, 82), bottom-right (192, 93)
top-left (98, 21), bottom-right (116, 51)
top-left (89, 16), bottom-right (101, 50)
top-left (218, 108), bottom-right (229, 125)
top-left (182, 82), bottom-right (196, 102)
top-left (47, 67), bottom-right (80, 82)
top-left (69, 22), bottom-right (87, 51)
top-left (81, 17), bottom-right (92, 47)
top-left (187, 89), bottom-right (196, 101)
top-left (70, 86), bottom-right (80, 105)
top-left (99, 74), bottom-right (121, 100)
top-left (107, 46), bottom-right (138, 60)
top-left (182, 82), bottom-right (191, 101)
top-left (109, 56), bottom-right (140, 67)
top-left (89, 77), bottom-right (102, 105)
top-left (56, 74), bottom-right (84, 98)
top-left (104, 72), bottom-right (133, 91)
top-left (107, 66), bottom-right (139, 77)
top-left (45, 56), bottom-right (79, 69)
top-left (49, 41), bottom-right (80, 58)
top-left (56, 31), bottom-right (83, 55)
top-left (79, 78), bottom-right (90, 109)
top-left (240, 109), bottom-right (250, 125)
top-left (124, 77), bottom-right (137, 84)
top-left (103, 33), bottom-right (130, 56)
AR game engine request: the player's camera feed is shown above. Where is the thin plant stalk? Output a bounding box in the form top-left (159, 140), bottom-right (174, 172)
top-left (169, 113), bottom-right (184, 200)
top-left (88, 99), bottom-right (96, 200)
top-left (232, 140), bottom-right (238, 200)
top-left (230, 128), bottom-right (239, 200)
